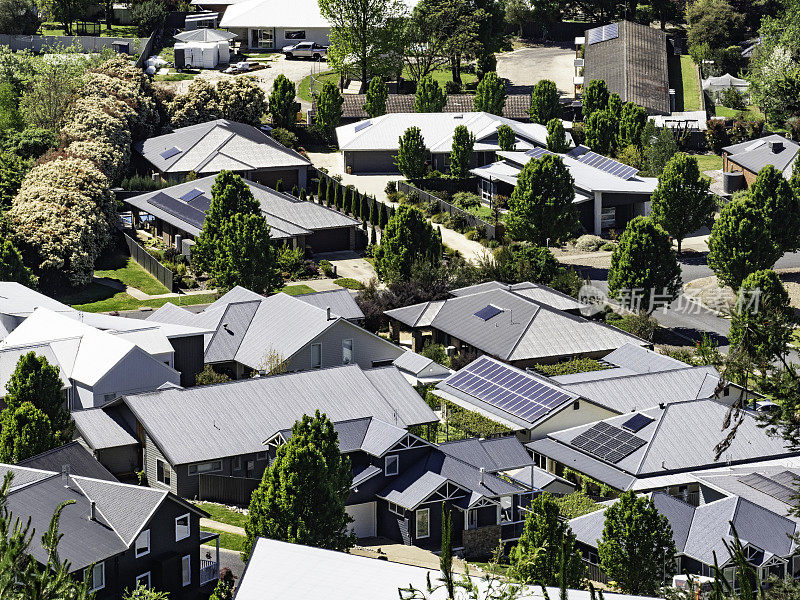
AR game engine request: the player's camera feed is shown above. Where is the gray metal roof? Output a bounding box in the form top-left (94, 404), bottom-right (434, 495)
top-left (278, 416), bottom-right (410, 457)
top-left (0, 342), bottom-right (70, 395)
top-left (559, 366), bottom-right (722, 413)
top-left (386, 289), bottom-right (646, 363)
top-left (527, 437), bottom-right (638, 490)
top-left (203, 300), bottom-right (260, 363)
top-left (602, 343), bottom-right (688, 373)
top-left (722, 134), bottom-right (800, 178)
top-left (505, 464), bottom-right (576, 492)
top-left (123, 175), bottom-right (357, 239)
top-left (133, 119), bottom-right (309, 174)
top-left (438, 435), bottom-right (533, 472)
top-left (450, 281), bottom-right (589, 313)
top-left (72, 407), bottom-right (139, 450)
top-left (19, 441), bottom-right (117, 482)
top-left (693, 466), bottom-right (800, 518)
top-left (124, 365), bottom-right (437, 465)
top-left (583, 21), bottom-right (670, 115)
top-left (295, 289), bottom-right (365, 321)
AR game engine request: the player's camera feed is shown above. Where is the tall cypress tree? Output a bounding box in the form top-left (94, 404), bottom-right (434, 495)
top-left (299, 188), bottom-right (307, 202)
top-left (317, 177), bottom-right (324, 203)
top-left (370, 224), bottom-right (377, 245)
top-left (378, 202), bottom-right (388, 229)
top-left (326, 179), bottom-right (333, 207)
top-left (369, 196), bottom-right (376, 225)
top-left (334, 183), bottom-right (342, 210)
top-left (291, 184), bottom-right (299, 197)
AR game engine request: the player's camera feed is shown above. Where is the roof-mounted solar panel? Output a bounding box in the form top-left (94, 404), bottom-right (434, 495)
top-left (474, 305), bottom-right (503, 321)
top-left (160, 147), bottom-right (182, 160)
top-left (622, 413), bottom-right (654, 433)
top-left (354, 120), bottom-right (372, 132)
top-left (738, 472), bottom-right (796, 504)
top-left (586, 23), bottom-right (619, 45)
top-left (570, 422), bottom-right (646, 463)
top-left (575, 150), bottom-right (639, 180)
top-left (525, 147), bottom-right (554, 159)
top-left (180, 188), bottom-right (204, 203)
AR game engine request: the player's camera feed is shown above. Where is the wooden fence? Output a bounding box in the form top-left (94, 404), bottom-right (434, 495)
top-left (122, 231), bottom-right (174, 292)
top-left (199, 474), bottom-right (261, 506)
top-left (397, 181), bottom-right (499, 240)
top-left (583, 560), bottom-right (609, 584)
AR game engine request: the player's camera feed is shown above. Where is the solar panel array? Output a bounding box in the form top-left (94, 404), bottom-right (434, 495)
top-left (524, 147), bottom-right (555, 160)
top-left (160, 146), bottom-right (181, 160)
top-left (574, 150), bottom-right (639, 180)
top-left (445, 355), bottom-right (574, 423)
top-left (474, 305), bottom-right (503, 321)
top-left (738, 472), bottom-right (797, 504)
top-left (180, 188), bottom-right (204, 202)
top-left (586, 23), bottom-right (619, 45)
top-left (571, 422), bottom-right (646, 463)
top-left (622, 413), bottom-right (654, 433)
top-left (148, 193), bottom-right (206, 230)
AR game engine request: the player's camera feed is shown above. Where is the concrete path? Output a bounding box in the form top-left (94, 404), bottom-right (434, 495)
top-left (352, 538), bottom-right (472, 574)
top-left (200, 518), bottom-right (245, 536)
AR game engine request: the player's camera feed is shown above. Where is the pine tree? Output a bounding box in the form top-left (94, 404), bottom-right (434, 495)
top-left (378, 202), bottom-right (388, 229)
top-left (369, 196), bottom-right (376, 225)
top-left (291, 184), bottom-right (298, 197)
top-left (370, 224), bottom-right (377, 245)
top-left (275, 179), bottom-right (283, 192)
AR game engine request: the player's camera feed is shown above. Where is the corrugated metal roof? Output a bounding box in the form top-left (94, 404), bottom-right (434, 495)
top-left (527, 437), bottom-right (638, 490)
top-left (73, 408), bottom-right (139, 450)
top-left (450, 281), bottom-right (588, 312)
top-left (125, 365), bottom-right (437, 465)
top-left (722, 134), bottom-right (800, 178)
top-left (0, 342), bottom-right (69, 395)
top-left (19, 442), bottom-right (117, 482)
top-left (204, 300), bottom-right (260, 363)
top-left (603, 343), bottom-right (688, 373)
top-left (220, 0), bottom-right (330, 27)
top-left (295, 289), bottom-right (365, 321)
top-left (438, 436), bottom-right (533, 472)
top-left (133, 119), bottom-right (309, 174)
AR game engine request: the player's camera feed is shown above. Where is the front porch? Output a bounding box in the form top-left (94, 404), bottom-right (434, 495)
top-left (199, 530), bottom-right (221, 586)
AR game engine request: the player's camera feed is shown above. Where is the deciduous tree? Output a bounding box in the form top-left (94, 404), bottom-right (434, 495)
top-left (414, 76), bottom-right (447, 112)
top-left (585, 109), bottom-right (616, 155)
top-left (374, 205), bottom-right (442, 281)
top-left (449, 124), bottom-right (476, 178)
top-left (618, 102), bottom-right (648, 148)
top-left (598, 491), bottom-right (677, 596)
top-left (608, 216), bottom-right (682, 313)
top-left (315, 81), bottom-right (344, 138)
top-left (244, 411), bottom-right (354, 559)
top-left (649, 153), bottom-right (716, 254)
top-left (168, 79), bottom-right (221, 128)
top-left (0, 402), bottom-right (53, 463)
top-left (546, 118), bottom-right (569, 153)
top-left (473, 71), bottom-right (506, 115)
top-left (395, 126), bottom-right (428, 179)
top-left (708, 196), bottom-right (781, 290)
top-left (750, 164), bottom-right (800, 253)
top-left (582, 79), bottom-right (609, 119)
top-left (217, 77), bottom-right (269, 126)
top-left (497, 124), bottom-right (515, 150)
top-left (528, 79), bottom-right (560, 124)
top-left (506, 154), bottom-right (577, 245)
top-left (213, 213), bottom-right (282, 294)
top-left (0, 237), bottom-right (35, 288)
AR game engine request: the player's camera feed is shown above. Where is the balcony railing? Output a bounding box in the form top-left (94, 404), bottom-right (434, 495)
top-left (199, 558), bottom-right (219, 585)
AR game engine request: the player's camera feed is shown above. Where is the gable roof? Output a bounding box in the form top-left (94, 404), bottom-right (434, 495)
top-left (277, 416), bottom-right (415, 457)
top-left (529, 399), bottom-right (797, 489)
top-left (602, 343), bottom-right (689, 373)
top-left (438, 435), bottom-right (534, 472)
top-left (18, 441), bottom-right (117, 482)
top-left (72, 406), bottom-right (139, 450)
top-left (133, 119), bottom-right (309, 174)
top-left (722, 134), bottom-right (800, 178)
top-left (693, 466), bottom-right (800, 519)
top-left (570, 491), bottom-right (800, 567)
top-left (294, 289), bottom-right (365, 321)
top-left (331, 94), bottom-right (535, 120)
top-left (449, 281), bottom-right (589, 313)
top-left (336, 112), bottom-right (553, 153)
top-left (582, 21), bottom-right (670, 115)
top-left (0, 464), bottom-right (206, 572)
top-left (124, 176), bottom-right (357, 239)
top-left (124, 364), bottom-right (437, 465)
top-left (386, 288), bottom-right (646, 363)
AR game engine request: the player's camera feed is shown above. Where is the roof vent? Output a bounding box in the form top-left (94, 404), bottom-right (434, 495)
top-left (658, 402), bottom-right (665, 409)
top-left (769, 140), bottom-right (784, 153)
top-left (89, 500), bottom-right (97, 521)
top-left (327, 307), bottom-right (333, 321)
top-left (62, 464), bottom-right (70, 488)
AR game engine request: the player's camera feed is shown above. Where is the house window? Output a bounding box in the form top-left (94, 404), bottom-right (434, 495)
top-left (384, 455), bottom-right (399, 476)
top-left (157, 459), bottom-right (171, 486)
top-left (415, 508), bottom-right (430, 539)
top-left (103, 393), bottom-right (115, 404)
top-left (175, 514), bottom-right (190, 541)
top-left (467, 509), bottom-right (478, 530)
top-left (182, 555), bottom-right (191, 586)
top-left (136, 572), bottom-right (151, 589)
top-left (84, 562), bottom-right (105, 592)
top-left (532, 452), bottom-right (546, 470)
top-left (285, 29), bottom-right (306, 39)
top-left (500, 496), bottom-right (513, 523)
top-left (234, 457), bottom-right (242, 471)
top-left (135, 529), bottom-right (150, 557)
top-left (311, 343), bottom-right (322, 369)
top-left (251, 28), bottom-right (274, 49)
top-left (188, 460), bottom-right (222, 475)
top-left (342, 339), bottom-right (353, 364)
top-left (388, 502), bottom-right (403, 516)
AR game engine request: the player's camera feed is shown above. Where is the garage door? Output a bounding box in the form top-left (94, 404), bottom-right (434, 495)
top-left (346, 501), bottom-right (376, 538)
top-left (350, 151), bottom-right (399, 174)
top-left (308, 227), bottom-right (351, 252)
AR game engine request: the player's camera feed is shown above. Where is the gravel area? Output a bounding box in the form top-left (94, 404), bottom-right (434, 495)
top-left (496, 44), bottom-right (576, 96)
top-left (685, 268), bottom-right (800, 312)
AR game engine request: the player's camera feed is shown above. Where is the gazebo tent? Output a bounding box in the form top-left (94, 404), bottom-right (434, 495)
top-left (174, 29), bottom-right (237, 43)
top-left (702, 73), bottom-right (749, 92)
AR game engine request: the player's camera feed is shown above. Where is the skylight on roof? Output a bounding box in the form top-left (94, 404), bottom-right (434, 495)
top-left (180, 188), bottom-right (204, 203)
top-left (354, 120), bottom-right (372, 132)
top-left (474, 305), bottom-right (503, 321)
top-left (160, 147), bottom-right (182, 160)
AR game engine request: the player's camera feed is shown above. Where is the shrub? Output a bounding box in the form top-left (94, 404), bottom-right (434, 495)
top-left (334, 277), bottom-right (365, 290)
top-left (721, 87), bottom-right (746, 111)
top-left (444, 80), bottom-right (462, 95)
top-left (216, 77), bottom-right (268, 126)
top-left (452, 191), bottom-right (481, 210)
top-left (601, 242), bottom-right (615, 251)
top-left (270, 127), bottom-right (299, 149)
top-left (132, 0), bottom-right (166, 36)
top-left (319, 259), bottom-right (335, 277)
top-left (575, 234), bottom-right (605, 252)
top-left (277, 245), bottom-right (305, 279)
top-left (420, 342), bottom-right (450, 366)
top-left (606, 311), bottom-right (658, 342)
top-left (705, 119), bottom-right (730, 153)
top-left (533, 358), bottom-right (610, 377)
top-left (464, 229), bottom-right (479, 240)
top-left (385, 181), bottom-right (397, 195)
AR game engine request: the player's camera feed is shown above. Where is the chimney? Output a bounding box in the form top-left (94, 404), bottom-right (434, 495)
top-left (770, 140), bottom-right (784, 153)
top-left (658, 402), bottom-right (666, 409)
top-left (62, 464), bottom-right (70, 488)
top-left (480, 467), bottom-right (485, 485)
top-left (89, 501), bottom-right (96, 521)
top-left (326, 307), bottom-right (332, 321)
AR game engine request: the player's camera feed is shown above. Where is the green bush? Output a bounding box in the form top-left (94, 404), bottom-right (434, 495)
top-left (318, 259), bottom-right (334, 277)
top-left (464, 229), bottom-right (480, 241)
top-left (420, 342), bottom-right (450, 366)
top-left (132, 0), bottom-right (166, 36)
top-left (452, 191), bottom-right (481, 210)
top-left (575, 234), bottom-right (605, 252)
top-left (606, 311), bottom-right (658, 342)
top-left (277, 245), bottom-right (305, 279)
top-left (721, 88), bottom-right (746, 111)
top-left (533, 358), bottom-right (611, 377)
top-left (333, 277), bottom-right (364, 290)
top-left (601, 242), bottom-right (615, 251)
top-left (554, 492), bottom-right (604, 519)
top-left (270, 127), bottom-right (299, 149)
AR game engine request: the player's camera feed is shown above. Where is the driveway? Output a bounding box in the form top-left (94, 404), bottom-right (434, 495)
top-left (308, 152), bottom-right (488, 262)
top-left (496, 44), bottom-right (575, 96)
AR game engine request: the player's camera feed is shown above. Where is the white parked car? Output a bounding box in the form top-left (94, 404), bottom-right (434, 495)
top-left (223, 61), bottom-right (251, 74)
top-left (282, 42), bottom-right (327, 60)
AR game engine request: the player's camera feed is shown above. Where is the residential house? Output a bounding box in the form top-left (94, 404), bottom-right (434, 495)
top-left (569, 489), bottom-right (800, 585)
top-left (581, 21), bottom-right (671, 115)
top-left (384, 286), bottom-right (647, 368)
top-left (0, 463), bottom-right (217, 599)
top-left (295, 288), bottom-right (365, 323)
top-left (19, 441), bottom-right (118, 482)
top-left (336, 112), bottom-right (560, 174)
top-left (392, 350), bottom-right (453, 386)
top-left (722, 134), bottom-right (799, 189)
top-left (72, 404), bottom-right (142, 479)
top-left (146, 286), bottom-right (406, 378)
top-left (526, 399), bottom-right (799, 498)
top-left (235, 538), bottom-right (663, 600)
top-left (448, 281), bottom-right (591, 315)
top-left (0, 282), bottom-right (209, 386)
top-left (0, 308), bottom-right (183, 410)
top-left (470, 146), bottom-right (657, 235)
top-left (219, 0), bottom-right (331, 49)
top-left (123, 176), bottom-right (359, 254)
top-left (132, 119), bottom-right (311, 190)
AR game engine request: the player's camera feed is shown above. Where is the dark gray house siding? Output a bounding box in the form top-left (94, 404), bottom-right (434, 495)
top-left (170, 335), bottom-right (205, 387)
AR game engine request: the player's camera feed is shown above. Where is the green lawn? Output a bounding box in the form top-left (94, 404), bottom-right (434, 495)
top-left (297, 71), bottom-right (340, 103)
top-left (195, 503), bottom-right (249, 528)
top-left (668, 55), bottom-right (702, 112)
top-left (689, 153), bottom-right (723, 172)
top-left (40, 22), bottom-right (139, 38)
top-left (94, 255), bottom-right (170, 296)
top-left (200, 528), bottom-right (246, 552)
top-left (402, 67), bottom-right (477, 90)
top-left (57, 286), bottom-right (218, 313)
top-left (714, 105), bottom-right (764, 120)
top-left (280, 284), bottom-right (317, 295)
top-left (334, 278), bottom-right (364, 290)
top-left (154, 72), bottom-right (195, 82)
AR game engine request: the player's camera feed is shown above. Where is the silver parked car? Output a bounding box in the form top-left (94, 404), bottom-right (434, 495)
top-left (282, 42), bottom-right (327, 60)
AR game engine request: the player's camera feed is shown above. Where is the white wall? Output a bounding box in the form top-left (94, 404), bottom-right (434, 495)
top-left (89, 348), bottom-right (181, 408)
top-left (529, 399), bottom-right (617, 441)
top-left (233, 26), bottom-right (331, 50)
